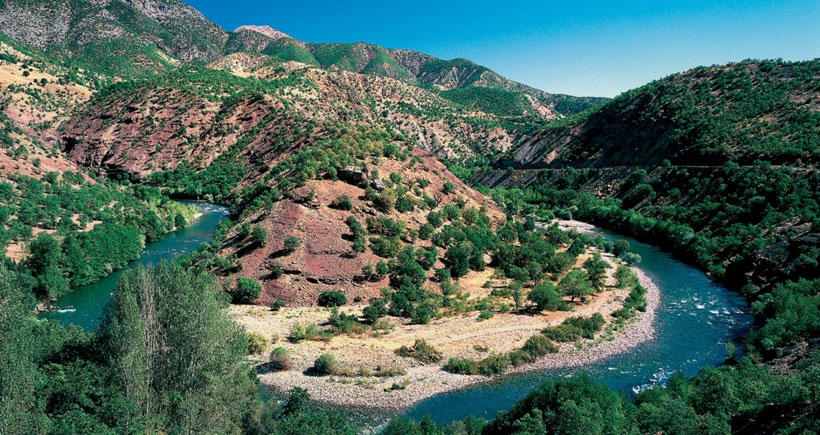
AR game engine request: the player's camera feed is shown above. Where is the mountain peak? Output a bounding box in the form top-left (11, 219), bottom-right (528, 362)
top-left (234, 25), bottom-right (292, 41)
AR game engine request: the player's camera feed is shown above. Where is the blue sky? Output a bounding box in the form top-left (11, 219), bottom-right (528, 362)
top-left (186, 0), bottom-right (820, 98)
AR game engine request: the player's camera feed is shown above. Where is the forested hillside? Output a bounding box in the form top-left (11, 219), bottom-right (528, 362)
top-left (477, 59), bottom-right (820, 293)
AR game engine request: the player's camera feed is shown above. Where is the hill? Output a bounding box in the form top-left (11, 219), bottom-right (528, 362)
top-left (0, 0), bottom-right (227, 77)
top-left (227, 25), bottom-right (606, 120)
top-left (477, 59), bottom-right (820, 296)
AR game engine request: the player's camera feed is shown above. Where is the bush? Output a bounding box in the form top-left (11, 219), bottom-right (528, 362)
top-left (477, 311), bottom-right (494, 321)
top-left (542, 324), bottom-right (583, 342)
top-left (395, 339), bottom-right (442, 364)
top-left (443, 358), bottom-right (479, 375)
top-left (270, 299), bottom-right (286, 311)
top-left (328, 308), bottom-right (358, 333)
top-left (362, 298), bottom-right (388, 324)
top-left (318, 290), bottom-right (347, 307)
top-left (268, 261), bottom-right (284, 279)
top-left (521, 335), bottom-right (558, 358)
top-left (283, 236), bottom-right (301, 252)
top-left (247, 332), bottom-right (268, 355)
top-left (477, 353), bottom-right (510, 376)
top-left (331, 195), bottom-right (353, 210)
top-left (269, 347), bottom-right (292, 370)
top-left (288, 323), bottom-right (332, 343)
top-left (313, 353), bottom-right (338, 375)
top-left (233, 277), bottom-right (262, 303)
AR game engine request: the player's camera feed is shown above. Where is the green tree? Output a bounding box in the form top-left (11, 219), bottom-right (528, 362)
top-left (0, 264), bottom-right (50, 435)
top-left (97, 262), bottom-right (257, 433)
top-left (583, 253), bottom-right (609, 291)
top-left (252, 225), bottom-right (268, 247)
top-left (528, 282), bottom-right (565, 311)
top-left (26, 233), bottom-right (68, 298)
top-left (559, 269), bottom-right (594, 302)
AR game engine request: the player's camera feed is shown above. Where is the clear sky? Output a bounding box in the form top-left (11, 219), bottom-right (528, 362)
top-left (185, 0), bottom-right (819, 98)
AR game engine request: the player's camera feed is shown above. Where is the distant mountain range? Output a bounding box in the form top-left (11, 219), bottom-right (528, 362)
top-left (0, 0), bottom-right (605, 120)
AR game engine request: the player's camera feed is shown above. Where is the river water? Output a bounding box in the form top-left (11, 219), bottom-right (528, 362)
top-left (39, 203), bottom-right (230, 331)
top-left (39, 207), bottom-right (752, 427)
top-left (403, 230), bottom-right (752, 424)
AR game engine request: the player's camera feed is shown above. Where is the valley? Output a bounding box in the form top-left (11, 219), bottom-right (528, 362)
top-left (0, 0), bottom-right (817, 434)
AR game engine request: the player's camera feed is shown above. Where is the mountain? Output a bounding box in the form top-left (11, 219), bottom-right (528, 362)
top-left (477, 59), bottom-right (820, 291)
top-left (0, 0), bottom-right (227, 77)
top-left (226, 25), bottom-right (606, 119)
top-left (0, 0), bottom-right (604, 119)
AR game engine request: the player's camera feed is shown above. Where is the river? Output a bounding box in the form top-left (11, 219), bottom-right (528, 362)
top-left (39, 208), bottom-right (753, 427)
top-left (39, 203), bottom-right (230, 331)
top-left (402, 229), bottom-right (752, 424)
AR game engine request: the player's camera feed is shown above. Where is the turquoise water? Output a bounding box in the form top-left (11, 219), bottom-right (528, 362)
top-left (39, 211), bottom-right (752, 426)
top-left (39, 203), bottom-right (229, 331)
top-left (403, 231), bottom-right (752, 424)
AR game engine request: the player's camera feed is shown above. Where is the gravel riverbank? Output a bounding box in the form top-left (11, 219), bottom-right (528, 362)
top-left (255, 264), bottom-right (661, 410)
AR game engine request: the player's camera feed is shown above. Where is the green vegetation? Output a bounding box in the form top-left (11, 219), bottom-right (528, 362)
top-left (440, 86), bottom-right (534, 118)
top-left (269, 347), bottom-right (293, 371)
top-left (395, 339), bottom-right (443, 364)
top-left (318, 290), bottom-right (347, 308)
top-left (233, 276), bottom-right (262, 303)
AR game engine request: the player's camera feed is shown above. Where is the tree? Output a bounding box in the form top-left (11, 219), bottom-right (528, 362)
top-left (284, 236), bottom-right (301, 252)
top-left (528, 282), bottom-right (565, 311)
top-left (443, 181), bottom-right (455, 194)
top-left (252, 225), bottom-right (268, 247)
top-left (445, 243), bottom-right (471, 278)
top-left (26, 233), bottom-right (67, 297)
top-left (559, 269), bottom-right (594, 302)
top-left (613, 239), bottom-right (631, 257)
top-left (97, 262), bottom-right (257, 433)
top-left (362, 298), bottom-right (387, 324)
top-left (0, 264), bottom-right (50, 435)
top-left (234, 276), bottom-right (262, 303)
top-left (583, 253), bottom-right (610, 291)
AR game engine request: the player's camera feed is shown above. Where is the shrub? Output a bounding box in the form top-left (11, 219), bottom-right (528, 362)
top-left (362, 298), bottom-right (388, 324)
top-left (443, 358), bottom-right (479, 375)
top-left (269, 347), bottom-right (292, 370)
top-left (283, 236), bottom-right (301, 252)
top-left (318, 290), bottom-right (347, 307)
top-left (521, 335), bottom-right (558, 358)
top-left (395, 339), bottom-right (443, 364)
top-left (233, 277), bottom-right (262, 303)
top-left (542, 324), bottom-right (583, 342)
top-left (268, 261), bottom-right (284, 279)
top-left (331, 195), bottom-right (353, 210)
top-left (313, 353), bottom-right (338, 375)
top-left (247, 332), bottom-right (268, 355)
top-left (477, 310), bottom-right (494, 321)
top-left (329, 308), bottom-right (358, 333)
top-left (270, 299), bottom-right (286, 311)
top-left (477, 353), bottom-right (510, 376)
top-left (288, 323), bottom-right (332, 343)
